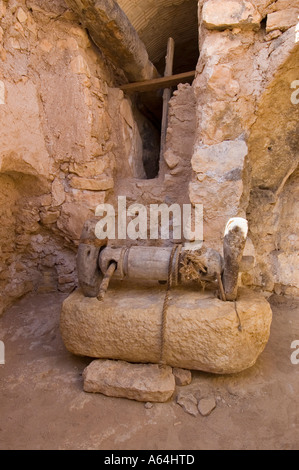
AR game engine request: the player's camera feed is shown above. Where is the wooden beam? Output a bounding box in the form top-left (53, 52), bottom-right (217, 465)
top-left (160, 38), bottom-right (175, 161)
top-left (120, 71), bottom-right (196, 93)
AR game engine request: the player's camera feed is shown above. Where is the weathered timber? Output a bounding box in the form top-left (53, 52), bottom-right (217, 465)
top-left (78, 242), bottom-right (252, 299)
top-left (160, 38), bottom-right (175, 160)
top-left (99, 246), bottom-right (177, 281)
top-left (120, 71), bottom-right (196, 93)
top-left (97, 262), bottom-right (117, 301)
top-left (65, 0), bottom-right (158, 82)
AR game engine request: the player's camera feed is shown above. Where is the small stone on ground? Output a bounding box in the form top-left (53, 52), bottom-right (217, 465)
top-left (176, 390), bottom-right (198, 417)
top-left (145, 402), bottom-right (153, 409)
top-left (198, 397), bottom-right (217, 417)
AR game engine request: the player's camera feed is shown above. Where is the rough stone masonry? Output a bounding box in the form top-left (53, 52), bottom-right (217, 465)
top-left (0, 0), bottom-right (298, 316)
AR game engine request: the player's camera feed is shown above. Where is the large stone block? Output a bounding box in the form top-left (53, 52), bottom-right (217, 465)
top-left (202, 0), bottom-right (262, 31)
top-left (0, 81), bottom-right (50, 180)
top-left (191, 140), bottom-right (247, 176)
top-left (60, 284), bottom-right (272, 374)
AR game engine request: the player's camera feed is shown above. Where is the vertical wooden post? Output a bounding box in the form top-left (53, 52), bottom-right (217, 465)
top-left (160, 37), bottom-right (175, 162)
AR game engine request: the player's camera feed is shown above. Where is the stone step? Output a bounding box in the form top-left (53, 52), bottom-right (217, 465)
top-left (83, 360), bottom-right (175, 403)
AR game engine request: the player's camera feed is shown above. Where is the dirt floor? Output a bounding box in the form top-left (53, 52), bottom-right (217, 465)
top-left (0, 290), bottom-right (299, 450)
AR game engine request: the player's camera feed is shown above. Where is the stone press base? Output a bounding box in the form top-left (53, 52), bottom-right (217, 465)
top-left (60, 283), bottom-right (272, 375)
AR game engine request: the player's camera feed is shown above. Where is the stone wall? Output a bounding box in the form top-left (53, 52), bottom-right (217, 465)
top-left (0, 0), bottom-right (299, 315)
top-left (191, 0), bottom-right (299, 295)
top-left (0, 0), bottom-right (151, 314)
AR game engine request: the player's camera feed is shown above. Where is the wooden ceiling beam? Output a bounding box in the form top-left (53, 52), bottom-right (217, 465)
top-left (120, 70), bottom-right (196, 93)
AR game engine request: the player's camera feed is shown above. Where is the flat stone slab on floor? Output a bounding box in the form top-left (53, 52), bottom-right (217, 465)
top-left (198, 397), bottom-right (217, 417)
top-left (83, 360), bottom-right (175, 402)
top-left (60, 283), bottom-right (272, 374)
